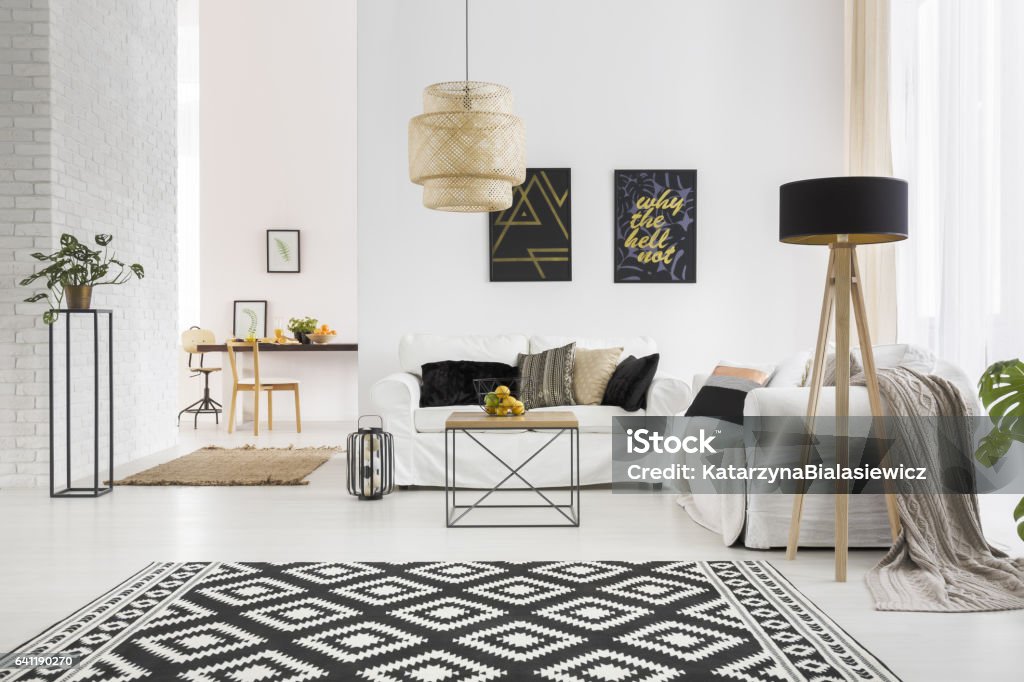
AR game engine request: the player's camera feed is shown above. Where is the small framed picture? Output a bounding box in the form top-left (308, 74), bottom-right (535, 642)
top-left (233, 300), bottom-right (267, 338)
top-left (267, 229), bottom-right (300, 273)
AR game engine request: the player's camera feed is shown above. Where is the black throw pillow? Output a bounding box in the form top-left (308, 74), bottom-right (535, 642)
top-left (684, 364), bottom-right (772, 425)
top-left (684, 386), bottom-right (749, 425)
top-left (419, 360), bottom-right (518, 407)
top-left (602, 354), bottom-right (659, 411)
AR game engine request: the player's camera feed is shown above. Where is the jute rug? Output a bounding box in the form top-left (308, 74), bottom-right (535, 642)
top-left (112, 445), bottom-right (338, 486)
top-left (0, 561), bottom-right (899, 681)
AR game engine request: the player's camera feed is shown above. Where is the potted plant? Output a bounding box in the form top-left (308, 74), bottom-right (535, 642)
top-left (287, 316), bottom-right (318, 344)
top-left (20, 233), bottom-right (145, 324)
top-left (975, 359), bottom-right (1024, 542)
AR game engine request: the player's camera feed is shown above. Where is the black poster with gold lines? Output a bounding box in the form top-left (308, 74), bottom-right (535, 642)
top-left (489, 168), bottom-right (571, 282)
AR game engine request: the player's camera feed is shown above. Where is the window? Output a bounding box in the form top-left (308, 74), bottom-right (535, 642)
top-left (891, 0), bottom-right (1024, 379)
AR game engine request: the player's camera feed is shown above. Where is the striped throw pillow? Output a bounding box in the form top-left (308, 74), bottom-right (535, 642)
top-left (517, 343), bottom-right (576, 409)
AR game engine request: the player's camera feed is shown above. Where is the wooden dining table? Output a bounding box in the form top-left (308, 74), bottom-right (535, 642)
top-left (197, 343), bottom-right (358, 353)
top-left (196, 342), bottom-right (359, 424)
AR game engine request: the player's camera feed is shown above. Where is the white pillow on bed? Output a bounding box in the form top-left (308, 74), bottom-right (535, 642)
top-left (767, 349), bottom-right (811, 387)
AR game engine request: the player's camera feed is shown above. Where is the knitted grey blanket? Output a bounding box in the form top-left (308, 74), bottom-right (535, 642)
top-left (859, 367), bottom-right (1024, 611)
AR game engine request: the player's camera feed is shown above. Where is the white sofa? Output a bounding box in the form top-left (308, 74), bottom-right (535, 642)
top-left (371, 334), bottom-right (692, 487)
top-left (679, 344), bottom-right (979, 548)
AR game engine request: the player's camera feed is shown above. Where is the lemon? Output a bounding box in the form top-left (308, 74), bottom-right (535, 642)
top-left (495, 385), bottom-right (511, 398)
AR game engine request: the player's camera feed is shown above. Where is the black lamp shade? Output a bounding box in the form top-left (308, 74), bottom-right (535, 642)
top-left (779, 176), bottom-right (908, 245)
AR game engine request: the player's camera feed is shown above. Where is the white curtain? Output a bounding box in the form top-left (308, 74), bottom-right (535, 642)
top-left (846, 0), bottom-right (899, 345)
top-left (890, 0), bottom-right (1024, 381)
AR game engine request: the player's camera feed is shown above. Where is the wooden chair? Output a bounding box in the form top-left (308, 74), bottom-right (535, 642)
top-left (178, 327), bottom-right (223, 428)
top-left (225, 340), bottom-right (302, 436)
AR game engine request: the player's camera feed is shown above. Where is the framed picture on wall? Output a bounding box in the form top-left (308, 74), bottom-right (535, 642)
top-left (233, 300), bottom-right (267, 339)
top-left (488, 168), bottom-right (572, 281)
top-left (267, 229), bottom-right (301, 273)
top-left (613, 170), bottom-right (697, 283)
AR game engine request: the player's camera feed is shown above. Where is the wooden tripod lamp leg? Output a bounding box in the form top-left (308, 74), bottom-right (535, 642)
top-left (850, 249), bottom-right (902, 542)
top-left (787, 248), bottom-right (836, 560)
top-left (833, 244), bottom-right (853, 583)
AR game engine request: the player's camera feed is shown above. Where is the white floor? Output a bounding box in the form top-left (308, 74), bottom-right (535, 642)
top-left (0, 420), bottom-right (1021, 681)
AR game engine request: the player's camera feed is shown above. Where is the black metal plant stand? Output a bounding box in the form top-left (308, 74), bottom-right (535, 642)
top-left (49, 309), bottom-right (113, 498)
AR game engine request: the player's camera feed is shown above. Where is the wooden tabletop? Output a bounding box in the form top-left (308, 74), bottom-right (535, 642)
top-left (445, 410), bottom-right (579, 430)
top-left (197, 343), bottom-right (358, 352)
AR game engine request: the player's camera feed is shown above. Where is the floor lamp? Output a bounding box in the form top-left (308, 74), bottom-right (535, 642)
top-left (779, 176), bottom-right (908, 582)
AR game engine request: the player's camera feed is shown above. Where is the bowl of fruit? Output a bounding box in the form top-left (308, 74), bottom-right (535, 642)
top-left (474, 378), bottom-right (527, 416)
top-left (307, 323), bottom-right (338, 344)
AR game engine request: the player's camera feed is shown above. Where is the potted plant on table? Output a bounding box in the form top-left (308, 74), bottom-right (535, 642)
top-left (20, 233), bottom-right (145, 324)
top-left (287, 316), bottom-right (319, 344)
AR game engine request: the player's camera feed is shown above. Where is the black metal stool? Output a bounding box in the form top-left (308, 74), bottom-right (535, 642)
top-left (178, 327), bottom-right (223, 428)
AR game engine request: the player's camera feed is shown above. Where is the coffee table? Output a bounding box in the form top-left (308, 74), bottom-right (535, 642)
top-left (445, 410), bottom-right (580, 528)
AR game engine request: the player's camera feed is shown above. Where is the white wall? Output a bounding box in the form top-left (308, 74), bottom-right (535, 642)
top-left (0, 0), bottom-right (178, 487)
top-left (50, 0), bottom-right (179, 481)
top-left (199, 0), bottom-right (358, 422)
top-left (0, 1), bottom-right (51, 487)
top-left (357, 0), bottom-right (842, 403)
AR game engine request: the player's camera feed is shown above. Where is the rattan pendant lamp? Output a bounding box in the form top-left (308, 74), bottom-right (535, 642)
top-left (408, 0), bottom-right (526, 212)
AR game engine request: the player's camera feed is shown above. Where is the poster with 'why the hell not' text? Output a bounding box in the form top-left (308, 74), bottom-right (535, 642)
top-left (614, 170), bottom-right (697, 282)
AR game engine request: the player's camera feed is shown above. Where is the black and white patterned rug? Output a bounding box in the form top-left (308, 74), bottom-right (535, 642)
top-left (2, 561), bottom-right (899, 681)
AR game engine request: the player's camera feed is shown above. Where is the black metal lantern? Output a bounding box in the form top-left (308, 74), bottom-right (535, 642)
top-left (346, 415), bottom-right (394, 500)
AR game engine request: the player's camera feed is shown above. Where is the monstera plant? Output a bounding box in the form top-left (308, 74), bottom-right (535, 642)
top-left (20, 233), bottom-right (144, 324)
top-left (975, 359), bottom-right (1024, 541)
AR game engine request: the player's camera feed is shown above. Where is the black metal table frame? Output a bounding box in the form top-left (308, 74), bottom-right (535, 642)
top-left (49, 309), bottom-right (113, 498)
top-left (445, 425), bottom-right (580, 528)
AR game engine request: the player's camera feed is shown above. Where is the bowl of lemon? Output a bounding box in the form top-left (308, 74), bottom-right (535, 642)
top-left (473, 379), bottom-right (526, 416)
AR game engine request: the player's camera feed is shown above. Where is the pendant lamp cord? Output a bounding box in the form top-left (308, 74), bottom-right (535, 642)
top-left (462, 0), bottom-right (471, 110)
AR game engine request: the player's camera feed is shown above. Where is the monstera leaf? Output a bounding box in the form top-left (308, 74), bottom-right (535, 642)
top-left (978, 359), bottom-right (1024, 441)
top-left (1015, 497), bottom-right (1024, 541)
top-left (977, 359), bottom-right (1024, 544)
top-left (975, 428), bottom-right (1013, 467)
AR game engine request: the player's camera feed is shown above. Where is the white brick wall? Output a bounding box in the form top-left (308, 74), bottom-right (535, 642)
top-left (0, 0), bottom-right (177, 487)
top-left (0, 0), bottom-right (52, 487)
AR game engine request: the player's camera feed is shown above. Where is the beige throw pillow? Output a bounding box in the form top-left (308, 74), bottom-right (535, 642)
top-left (573, 347), bottom-right (623, 405)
